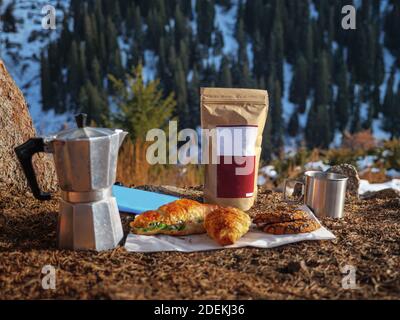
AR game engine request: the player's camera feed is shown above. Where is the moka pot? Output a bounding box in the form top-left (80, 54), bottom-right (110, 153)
top-left (15, 114), bottom-right (128, 251)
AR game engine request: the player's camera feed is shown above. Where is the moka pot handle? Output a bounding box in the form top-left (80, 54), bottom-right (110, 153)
top-left (14, 137), bottom-right (52, 201)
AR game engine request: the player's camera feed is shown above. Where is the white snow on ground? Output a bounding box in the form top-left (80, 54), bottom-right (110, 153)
top-left (247, 42), bottom-right (254, 70)
top-left (257, 175), bottom-right (267, 186)
top-left (304, 161), bottom-right (331, 172)
top-left (190, 0), bottom-right (198, 35)
top-left (372, 117), bottom-right (392, 141)
top-left (282, 61), bottom-right (295, 123)
top-left (386, 169), bottom-right (400, 178)
top-left (143, 50), bottom-right (158, 83)
top-left (359, 179), bottom-right (400, 195)
top-left (118, 36), bottom-right (130, 69)
top-left (329, 130), bottom-right (343, 148)
top-left (357, 155), bottom-right (377, 170)
top-left (298, 98), bottom-right (312, 128)
top-left (360, 101), bottom-right (369, 122)
top-left (258, 165), bottom-right (278, 185)
top-left (0, 0), bottom-right (72, 134)
top-left (382, 149), bottom-right (393, 157)
top-left (215, 3), bottom-right (238, 56)
top-left (309, 1), bottom-right (319, 19)
top-left (260, 165), bottom-right (278, 179)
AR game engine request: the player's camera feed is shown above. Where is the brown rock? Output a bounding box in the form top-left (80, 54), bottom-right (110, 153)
top-left (362, 188), bottom-right (400, 200)
top-left (327, 164), bottom-right (360, 200)
top-left (0, 60), bottom-right (58, 195)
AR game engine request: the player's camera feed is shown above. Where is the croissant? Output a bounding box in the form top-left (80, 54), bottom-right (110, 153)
top-left (204, 207), bottom-right (251, 246)
top-left (130, 199), bottom-right (218, 236)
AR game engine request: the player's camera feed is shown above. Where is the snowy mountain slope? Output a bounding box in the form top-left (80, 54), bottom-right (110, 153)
top-left (1, 0), bottom-right (399, 142)
top-left (0, 0), bottom-right (71, 134)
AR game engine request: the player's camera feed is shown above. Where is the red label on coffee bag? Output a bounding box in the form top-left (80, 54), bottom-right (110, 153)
top-left (216, 126), bottom-right (258, 198)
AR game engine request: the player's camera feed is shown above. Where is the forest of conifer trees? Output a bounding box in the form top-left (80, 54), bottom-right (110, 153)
top-left (36, 0), bottom-right (400, 161)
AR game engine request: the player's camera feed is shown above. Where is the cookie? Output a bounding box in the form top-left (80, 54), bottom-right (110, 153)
top-left (263, 218), bottom-right (321, 235)
top-left (254, 206), bottom-right (310, 226)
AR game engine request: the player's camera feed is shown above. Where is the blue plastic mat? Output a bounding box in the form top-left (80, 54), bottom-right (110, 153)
top-left (112, 185), bottom-right (180, 214)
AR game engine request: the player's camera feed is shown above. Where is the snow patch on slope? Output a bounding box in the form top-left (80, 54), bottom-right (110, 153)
top-left (359, 179), bottom-right (400, 195)
top-left (0, 0), bottom-right (71, 134)
top-left (215, 3), bottom-right (238, 56)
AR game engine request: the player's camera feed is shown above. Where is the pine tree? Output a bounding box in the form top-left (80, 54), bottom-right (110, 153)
top-left (270, 1), bottom-right (285, 90)
top-left (371, 84), bottom-right (381, 117)
top-left (111, 47), bottom-right (124, 80)
top-left (196, 0), bottom-right (215, 47)
top-left (382, 68), bottom-right (395, 118)
top-left (363, 101), bottom-right (374, 131)
top-left (147, 9), bottom-right (164, 51)
top-left (244, 0), bottom-right (265, 37)
top-left (236, 16), bottom-right (247, 66)
top-left (78, 80), bottom-right (108, 125)
top-left (174, 6), bottom-right (189, 50)
top-left (68, 40), bottom-right (80, 102)
top-left (187, 67), bottom-right (200, 129)
top-left (307, 50), bottom-right (334, 147)
top-left (289, 54), bottom-right (308, 113)
top-left (87, 81), bottom-right (108, 125)
top-left (174, 58), bottom-right (189, 129)
top-left (179, 39), bottom-right (190, 74)
top-left (262, 116), bottom-right (273, 162)
top-left (203, 63), bottom-right (218, 87)
top-left (234, 15), bottom-right (252, 87)
top-left (91, 58), bottom-right (102, 89)
top-left (218, 56), bottom-right (233, 88)
top-left (94, 0), bottom-right (104, 32)
top-left (270, 79), bottom-right (284, 154)
top-left (105, 16), bottom-right (118, 54)
top-left (305, 104), bottom-right (332, 149)
top-left (133, 6), bottom-right (143, 44)
top-left (384, 0), bottom-right (400, 65)
top-left (335, 56), bottom-right (350, 131)
top-left (40, 53), bottom-right (51, 110)
top-left (78, 85), bottom-right (89, 117)
top-left (314, 50), bottom-right (331, 106)
top-left (382, 70), bottom-right (400, 138)
top-left (108, 64), bottom-right (176, 141)
top-left (129, 8), bottom-right (145, 70)
top-left (78, 42), bottom-right (88, 82)
top-left (252, 30), bottom-right (265, 80)
top-left (305, 103), bottom-right (317, 149)
top-left (395, 84), bottom-right (400, 137)
top-left (304, 22), bottom-right (314, 91)
top-left (213, 28), bottom-right (224, 56)
top-left (181, 0), bottom-right (193, 18)
top-left (315, 105), bottom-right (332, 149)
top-left (59, 15), bottom-right (71, 65)
top-left (287, 111), bottom-right (299, 137)
top-left (84, 12), bottom-right (95, 63)
top-left (2, 3), bottom-right (17, 32)
top-left (350, 94), bottom-right (362, 134)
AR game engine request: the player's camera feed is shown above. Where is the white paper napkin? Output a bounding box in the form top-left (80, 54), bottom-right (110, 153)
top-left (124, 205), bottom-right (335, 253)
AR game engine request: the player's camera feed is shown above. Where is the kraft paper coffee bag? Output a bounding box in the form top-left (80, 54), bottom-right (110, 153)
top-left (201, 88), bottom-right (269, 211)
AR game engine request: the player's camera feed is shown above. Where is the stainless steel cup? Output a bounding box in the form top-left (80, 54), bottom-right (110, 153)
top-left (284, 171), bottom-right (348, 219)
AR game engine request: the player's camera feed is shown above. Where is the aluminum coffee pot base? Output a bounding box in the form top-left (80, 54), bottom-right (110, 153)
top-left (58, 198), bottom-right (123, 251)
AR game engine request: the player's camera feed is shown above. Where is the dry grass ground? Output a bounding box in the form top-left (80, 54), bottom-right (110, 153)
top-left (0, 186), bottom-right (399, 300)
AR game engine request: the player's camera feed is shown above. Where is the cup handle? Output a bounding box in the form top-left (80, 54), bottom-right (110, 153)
top-left (283, 179), bottom-right (305, 204)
